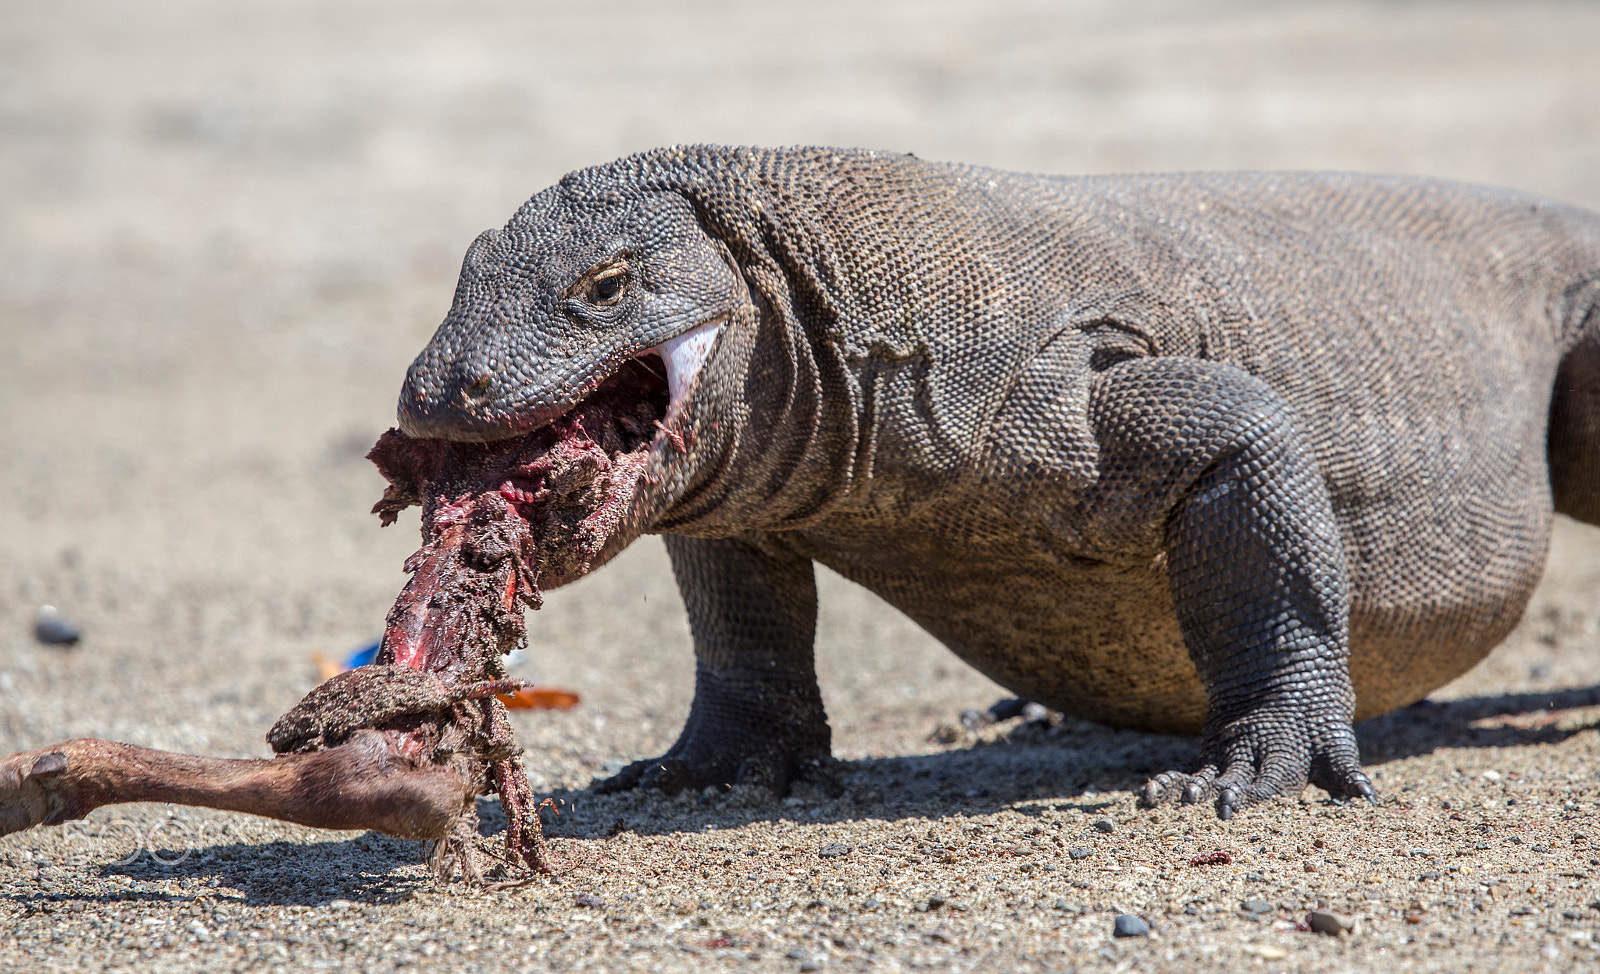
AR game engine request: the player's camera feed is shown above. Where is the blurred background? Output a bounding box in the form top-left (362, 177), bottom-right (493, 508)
top-left (2, 0), bottom-right (1599, 775)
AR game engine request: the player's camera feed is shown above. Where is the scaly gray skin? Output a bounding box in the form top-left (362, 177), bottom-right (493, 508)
top-left (400, 146), bottom-right (1600, 819)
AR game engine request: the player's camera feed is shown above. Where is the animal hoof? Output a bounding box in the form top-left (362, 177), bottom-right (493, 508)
top-left (0, 744), bottom-right (81, 836)
top-left (30, 752), bottom-right (68, 777)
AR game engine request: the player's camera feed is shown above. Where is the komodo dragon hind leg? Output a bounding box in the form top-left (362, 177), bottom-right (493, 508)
top-left (596, 534), bottom-right (840, 797)
top-left (1549, 308), bottom-right (1600, 526)
top-left (1086, 358), bottom-right (1375, 819)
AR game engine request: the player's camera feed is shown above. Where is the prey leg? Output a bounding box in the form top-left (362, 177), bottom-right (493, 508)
top-left (0, 731), bottom-right (479, 841)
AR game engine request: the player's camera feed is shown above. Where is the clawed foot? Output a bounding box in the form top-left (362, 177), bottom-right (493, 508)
top-left (594, 667), bottom-right (836, 799)
top-left (594, 707), bottom-right (837, 799)
top-left (596, 750), bottom-right (841, 799)
top-left (1140, 709), bottom-right (1375, 819)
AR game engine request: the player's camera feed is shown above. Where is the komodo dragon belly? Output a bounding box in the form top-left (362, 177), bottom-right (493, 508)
top-left (824, 548), bottom-right (1208, 734)
top-left (792, 485), bottom-right (1552, 736)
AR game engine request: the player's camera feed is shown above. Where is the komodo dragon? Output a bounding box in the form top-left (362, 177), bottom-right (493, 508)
top-left (3, 146), bottom-right (1598, 845)
top-left (395, 145), bottom-right (1600, 819)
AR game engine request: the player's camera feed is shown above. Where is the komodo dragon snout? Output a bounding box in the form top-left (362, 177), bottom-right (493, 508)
top-left (399, 189), bottom-right (740, 443)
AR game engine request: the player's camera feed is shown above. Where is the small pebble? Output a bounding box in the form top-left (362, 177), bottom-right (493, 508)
top-left (574, 893), bottom-right (605, 908)
top-left (1093, 818), bottom-right (1115, 834)
top-left (818, 842), bottom-right (851, 859)
top-left (1242, 899), bottom-right (1274, 915)
top-left (34, 606), bottom-right (80, 646)
top-left (1112, 914), bottom-right (1150, 938)
top-left (1244, 945), bottom-right (1288, 960)
top-left (1307, 910), bottom-right (1357, 936)
top-left (1564, 909), bottom-right (1584, 920)
top-left (1068, 847), bottom-right (1093, 860)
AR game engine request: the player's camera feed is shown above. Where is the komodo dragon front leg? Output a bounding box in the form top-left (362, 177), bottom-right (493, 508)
top-left (600, 535), bottom-right (837, 794)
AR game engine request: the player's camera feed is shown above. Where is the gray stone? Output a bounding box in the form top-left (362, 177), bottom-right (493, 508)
top-left (34, 606), bottom-right (80, 646)
top-left (1307, 910), bottom-right (1357, 936)
top-left (1112, 914), bottom-right (1150, 938)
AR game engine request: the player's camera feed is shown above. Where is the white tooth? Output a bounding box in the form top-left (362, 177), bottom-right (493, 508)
top-left (654, 319), bottom-right (723, 407)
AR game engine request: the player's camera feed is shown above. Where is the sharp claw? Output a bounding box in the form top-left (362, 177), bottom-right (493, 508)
top-left (1218, 801), bottom-right (1234, 821)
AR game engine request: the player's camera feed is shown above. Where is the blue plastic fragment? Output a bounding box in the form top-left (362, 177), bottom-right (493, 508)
top-left (343, 641), bottom-right (381, 670)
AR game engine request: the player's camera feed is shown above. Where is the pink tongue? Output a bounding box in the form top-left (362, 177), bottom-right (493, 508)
top-left (377, 499), bottom-right (521, 672)
top-left (379, 521), bottom-right (462, 670)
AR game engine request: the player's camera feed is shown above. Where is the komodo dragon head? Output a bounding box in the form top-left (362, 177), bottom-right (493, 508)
top-left (398, 181), bottom-right (743, 444)
top-left (393, 146), bottom-right (872, 567)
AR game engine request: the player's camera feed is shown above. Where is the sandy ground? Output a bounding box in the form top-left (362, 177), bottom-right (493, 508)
top-left (3, 0), bottom-right (1600, 971)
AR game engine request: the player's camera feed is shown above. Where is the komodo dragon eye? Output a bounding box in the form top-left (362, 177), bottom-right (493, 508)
top-left (590, 267), bottom-right (627, 306)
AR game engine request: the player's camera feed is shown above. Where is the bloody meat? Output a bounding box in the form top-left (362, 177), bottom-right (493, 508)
top-left (0, 357), bottom-right (672, 884)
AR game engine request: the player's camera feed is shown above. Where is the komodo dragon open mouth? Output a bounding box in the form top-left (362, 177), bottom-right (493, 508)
top-left (369, 317), bottom-right (727, 676)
